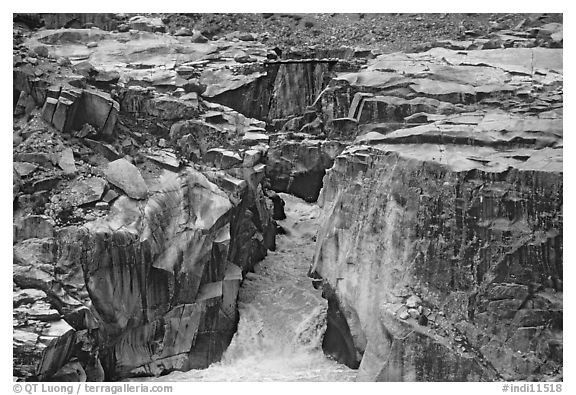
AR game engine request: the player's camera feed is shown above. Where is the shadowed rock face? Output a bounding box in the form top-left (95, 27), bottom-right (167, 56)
top-left (306, 29), bottom-right (563, 383)
top-left (14, 13), bottom-right (563, 383)
top-left (310, 108), bottom-right (563, 382)
top-left (312, 148), bottom-right (562, 381)
top-left (41, 87), bottom-right (119, 139)
top-left (13, 166), bottom-right (275, 380)
top-left (203, 62), bottom-right (336, 122)
top-left (265, 139), bottom-right (345, 202)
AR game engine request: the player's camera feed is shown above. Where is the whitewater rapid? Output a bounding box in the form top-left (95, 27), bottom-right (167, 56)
top-left (146, 194), bottom-right (356, 382)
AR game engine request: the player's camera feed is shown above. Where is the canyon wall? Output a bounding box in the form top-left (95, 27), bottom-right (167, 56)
top-left (14, 163), bottom-right (276, 380)
top-left (14, 14), bottom-right (563, 382)
top-left (310, 45), bottom-right (563, 381)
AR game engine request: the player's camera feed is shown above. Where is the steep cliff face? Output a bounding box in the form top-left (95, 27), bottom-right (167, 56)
top-left (14, 13), bottom-right (563, 383)
top-left (312, 146), bottom-right (562, 381)
top-left (14, 165), bottom-right (275, 380)
top-left (310, 40), bottom-right (562, 382)
top-left (204, 61), bottom-right (337, 122)
top-left (265, 138), bottom-right (345, 202)
top-left (13, 24), bottom-right (281, 380)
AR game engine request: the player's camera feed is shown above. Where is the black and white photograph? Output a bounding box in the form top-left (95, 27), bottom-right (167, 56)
top-left (11, 8), bottom-right (565, 389)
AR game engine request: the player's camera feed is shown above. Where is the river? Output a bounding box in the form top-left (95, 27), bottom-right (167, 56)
top-left (146, 194), bottom-right (356, 382)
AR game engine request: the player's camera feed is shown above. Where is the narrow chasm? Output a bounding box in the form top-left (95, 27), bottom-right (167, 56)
top-left (14, 12), bottom-right (562, 383)
top-left (143, 194), bottom-right (357, 381)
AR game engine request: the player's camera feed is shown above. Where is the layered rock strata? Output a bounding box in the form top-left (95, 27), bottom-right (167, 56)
top-left (13, 13), bottom-right (563, 383)
top-left (310, 42), bottom-right (562, 382)
top-left (13, 18), bottom-right (281, 381)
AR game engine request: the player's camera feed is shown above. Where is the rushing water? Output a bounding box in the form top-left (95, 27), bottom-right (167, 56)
top-left (149, 194), bottom-right (356, 382)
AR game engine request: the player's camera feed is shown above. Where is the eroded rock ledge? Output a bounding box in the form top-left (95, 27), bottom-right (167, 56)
top-left (310, 40), bottom-right (562, 381)
top-left (14, 163), bottom-right (275, 380)
top-left (13, 13), bottom-right (562, 382)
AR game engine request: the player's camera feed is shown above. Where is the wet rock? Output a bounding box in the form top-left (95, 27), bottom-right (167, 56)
top-left (13, 14), bottom-right (563, 383)
top-left (64, 166), bottom-right (274, 378)
top-left (104, 158), bottom-right (148, 200)
top-left (306, 35), bottom-right (564, 382)
top-left (313, 141), bottom-right (562, 381)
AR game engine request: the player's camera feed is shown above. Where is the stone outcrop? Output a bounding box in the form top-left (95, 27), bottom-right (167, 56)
top-left (310, 39), bottom-right (562, 382)
top-left (13, 163), bottom-right (276, 380)
top-left (14, 13), bottom-right (563, 383)
top-left (265, 137), bottom-right (345, 202)
top-left (104, 159), bottom-right (148, 200)
top-left (13, 19), bottom-right (281, 380)
top-left (203, 61), bottom-right (338, 121)
top-left (41, 87), bottom-right (119, 139)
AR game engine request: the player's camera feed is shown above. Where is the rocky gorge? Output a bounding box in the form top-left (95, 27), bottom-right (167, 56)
top-left (13, 13), bottom-right (562, 382)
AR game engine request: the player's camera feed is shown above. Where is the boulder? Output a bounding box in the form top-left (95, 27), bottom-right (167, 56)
top-left (43, 87), bottom-right (119, 138)
top-left (170, 120), bottom-right (230, 160)
top-left (104, 159), bottom-right (148, 200)
top-left (174, 27), bottom-right (192, 36)
top-left (64, 177), bottom-right (107, 207)
top-left (190, 30), bottom-right (209, 43)
top-left (58, 148), bottom-right (77, 174)
top-left (128, 16), bottom-right (166, 33)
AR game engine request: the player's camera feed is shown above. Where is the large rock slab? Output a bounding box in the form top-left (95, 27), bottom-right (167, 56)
top-left (42, 87), bottom-right (119, 138)
top-left (313, 145), bottom-right (562, 381)
top-left (14, 162), bottom-right (276, 380)
top-left (308, 38), bottom-right (563, 382)
top-left (104, 159), bottom-right (148, 200)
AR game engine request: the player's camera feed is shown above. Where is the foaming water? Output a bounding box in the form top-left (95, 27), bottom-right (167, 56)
top-left (148, 194), bottom-right (357, 382)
